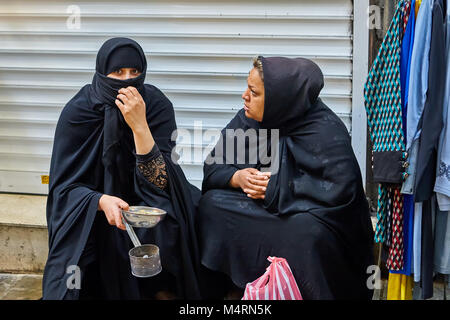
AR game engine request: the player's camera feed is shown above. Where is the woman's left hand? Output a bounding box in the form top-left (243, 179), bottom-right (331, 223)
top-left (116, 86), bottom-right (148, 132)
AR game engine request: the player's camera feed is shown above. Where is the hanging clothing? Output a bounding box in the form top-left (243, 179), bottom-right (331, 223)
top-left (435, 0), bottom-right (450, 208)
top-left (415, 0), bottom-right (446, 203)
top-left (434, 208), bottom-right (450, 274)
top-left (416, 0), bottom-right (423, 17)
top-left (402, 0), bottom-right (433, 195)
top-left (42, 37), bottom-right (203, 299)
top-left (433, 0), bottom-right (450, 278)
top-left (419, 197), bottom-right (436, 299)
top-left (198, 57), bottom-right (375, 300)
top-left (401, 0), bottom-right (415, 136)
top-left (385, 0), bottom-right (414, 274)
top-left (364, 1), bottom-right (409, 258)
top-left (415, 0), bottom-right (447, 300)
top-left (386, 188), bottom-right (405, 270)
top-left (404, 0), bottom-right (433, 157)
top-left (403, 195), bottom-right (415, 275)
top-left (413, 202), bottom-right (423, 282)
top-left (365, 0), bottom-right (407, 185)
top-left (401, 0), bottom-right (433, 286)
top-left (387, 273), bottom-right (414, 300)
top-left (390, 0), bottom-right (416, 278)
top-left (365, 1), bottom-right (417, 276)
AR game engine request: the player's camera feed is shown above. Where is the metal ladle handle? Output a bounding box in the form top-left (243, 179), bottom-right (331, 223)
top-left (122, 217), bottom-right (142, 247)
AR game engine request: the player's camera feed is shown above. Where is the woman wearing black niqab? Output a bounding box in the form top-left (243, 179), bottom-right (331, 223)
top-left (42, 37), bottom-right (202, 299)
top-left (198, 56), bottom-right (375, 300)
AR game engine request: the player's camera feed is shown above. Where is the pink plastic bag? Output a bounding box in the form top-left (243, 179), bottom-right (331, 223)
top-left (242, 256), bottom-right (303, 300)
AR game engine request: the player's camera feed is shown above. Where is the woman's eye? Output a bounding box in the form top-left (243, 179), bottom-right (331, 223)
top-left (115, 69), bottom-right (122, 74)
top-left (132, 69), bottom-right (138, 74)
top-left (251, 90), bottom-right (256, 96)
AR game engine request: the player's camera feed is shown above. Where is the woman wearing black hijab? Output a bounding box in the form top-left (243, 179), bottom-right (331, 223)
top-left (198, 56), bottom-right (375, 300)
top-left (42, 37), bottom-right (202, 300)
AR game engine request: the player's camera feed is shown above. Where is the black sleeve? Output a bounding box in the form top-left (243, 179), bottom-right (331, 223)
top-left (135, 144), bottom-right (169, 191)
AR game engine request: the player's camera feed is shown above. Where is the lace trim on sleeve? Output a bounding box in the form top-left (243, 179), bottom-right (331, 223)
top-left (136, 146), bottom-right (168, 190)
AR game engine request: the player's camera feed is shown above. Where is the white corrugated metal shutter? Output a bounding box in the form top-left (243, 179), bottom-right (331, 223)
top-left (0, 0), bottom-right (367, 194)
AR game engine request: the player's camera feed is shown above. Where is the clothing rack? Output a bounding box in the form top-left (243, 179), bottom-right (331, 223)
top-left (364, 0), bottom-right (450, 300)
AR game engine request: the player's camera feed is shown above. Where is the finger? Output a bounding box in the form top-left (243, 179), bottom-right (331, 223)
top-left (245, 168), bottom-right (260, 174)
top-left (117, 93), bottom-right (129, 103)
top-left (118, 87), bottom-right (133, 98)
top-left (248, 193), bottom-right (265, 200)
top-left (125, 88), bottom-right (137, 100)
top-left (244, 178), bottom-right (266, 189)
top-left (248, 174), bottom-right (269, 181)
top-left (113, 207), bottom-right (126, 230)
top-left (248, 184), bottom-right (266, 193)
top-left (128, 86), bottom-right (141, 99)
top-left (257, 171), bottom-right (272, 177)
top-left (116, 215), bottom-right (126, 231)
top-left (242, 180), bottom-right (257, 190)
top-left (243, 188), bottom-right (265, 196)
top-left (115, 98), bottom-right (125, 111)
top-left (245, 177), bottom-right (268, 189)
top-left (248, 177), bottom-right (269, 187)
top-left (118, 200), bottom-right (129, 211)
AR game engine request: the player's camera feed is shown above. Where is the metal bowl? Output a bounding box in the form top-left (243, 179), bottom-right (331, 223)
top-left (121, 206), bottom-right (166, 228)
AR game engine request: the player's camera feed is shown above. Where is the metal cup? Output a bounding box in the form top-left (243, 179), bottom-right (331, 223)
top-left (128, 244), bottom-right (162, 278)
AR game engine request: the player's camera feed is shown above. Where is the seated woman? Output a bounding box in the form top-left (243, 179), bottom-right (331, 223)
top-left (198, 56), bottom-right (375, 300)
top-left (42, 37), bottom-right (202, 300)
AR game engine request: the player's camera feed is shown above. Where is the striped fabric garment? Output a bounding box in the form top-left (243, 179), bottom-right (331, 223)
top-left (242, 257), bottom-right (303, 300)
top-left (365, 0), bottom-right (405, 245)
top-left (364, 0), bottom-right (411, 271)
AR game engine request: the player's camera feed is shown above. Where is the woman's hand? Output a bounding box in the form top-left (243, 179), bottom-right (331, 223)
top-left (116, 86), bottom-right (147, 132)
top-left (98, 194), bottom-right (129, 231)
top-left (116, 86), bottom-right (155, 155)
top-left (229, 168), bottom-right (271, 200)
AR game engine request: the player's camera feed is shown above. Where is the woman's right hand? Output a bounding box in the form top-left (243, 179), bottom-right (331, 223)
top-left (98, 194), bottom-right (129, 231)
top-left (229, 168), bottom-right (271, 200)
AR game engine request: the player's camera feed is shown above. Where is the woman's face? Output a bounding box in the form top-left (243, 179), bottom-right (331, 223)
top-left (107, 67), bottom-right (141, 80)
top-left (242, 67), bottom-right (265, 122)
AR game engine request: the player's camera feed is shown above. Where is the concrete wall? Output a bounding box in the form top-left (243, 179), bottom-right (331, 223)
top-left (0, 194), bottom-right (48, 273)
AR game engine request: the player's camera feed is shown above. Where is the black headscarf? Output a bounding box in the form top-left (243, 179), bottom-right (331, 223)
top-left (102, 45), bottom-right (143, 75)
top-left (43, 37), bottom-right (202, 299)
top-left (259, 56), bottom-right (324, 133)
top-left (90, 37), bottom-right (147, 200)
top-left (200, 56), bottom-right (375, 299)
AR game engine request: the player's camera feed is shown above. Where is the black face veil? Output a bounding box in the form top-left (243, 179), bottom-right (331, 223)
top-left (43, 37), bottom-right (203, 299)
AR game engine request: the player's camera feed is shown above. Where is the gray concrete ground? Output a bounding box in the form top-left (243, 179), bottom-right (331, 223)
top-left (0, 273), bottom-right (42, 300)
